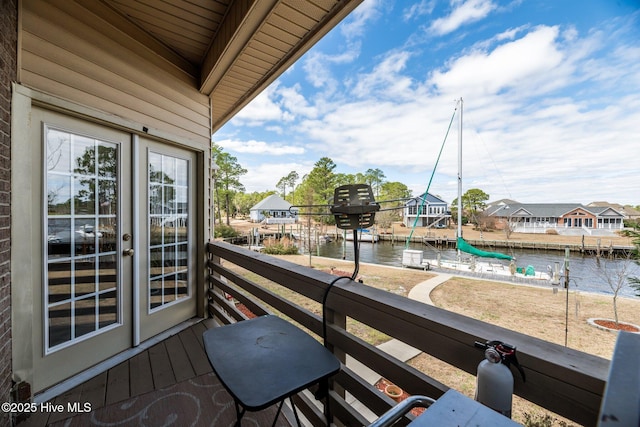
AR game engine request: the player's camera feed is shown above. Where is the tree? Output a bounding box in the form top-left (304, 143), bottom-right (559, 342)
top-left (365, 168), bottom-right (386, 197)
top-left (378, 181), bottom-right (411, 223)
top-left (593, 256), bottom-right (637, 325)
top-left (452, 188), bottom-right (489, 226)
top-left (74, 144), bottom-right (117, 212)
top-left (379, 181), bottom-right (411, 202)
top-left (622, 229), bottom-right (640, 297)
top-left (375, 210), bottom-right (395, 230)
top-left (276, 176), bottom-right (287, 199)
top-left (212, 145), bottom-right (247, 225)
top-left (306, 157), bottom-right (337, 204)
top-left (334, 173), bottom-right (357, 186)
top-left (285, 171), bottom-right (299, 202)
top-left (211, 144), bottom-right (223, 225)
top-left (235, 191), bottom-right (274, 217)
top-left (295, 157), bottom-right (338, 225)
top-left (503, 217), bottom-right (516, 239)
top-left (276, 171), bottom-right (299, 202)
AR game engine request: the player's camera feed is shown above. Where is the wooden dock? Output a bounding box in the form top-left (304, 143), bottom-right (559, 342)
top-left (227, 226), bottom-right (634, 257)
top-left (420, 236), bottom-right (633, 256)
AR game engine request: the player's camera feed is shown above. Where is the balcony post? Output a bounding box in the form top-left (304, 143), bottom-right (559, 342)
top-left (324, 304), bottom-right (347, 424)
top-left (207, 242), bottom-right (222, 319)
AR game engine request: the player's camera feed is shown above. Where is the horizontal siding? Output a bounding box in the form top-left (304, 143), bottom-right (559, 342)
top-left (21, 34), bottom-right (209, 123)
top-left (21, 0), bottom-right (211, 146)
top-left (21, 53), bottom-right (210, 139)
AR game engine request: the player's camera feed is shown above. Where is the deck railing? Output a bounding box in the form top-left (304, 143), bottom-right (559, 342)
top-left (206, 241), bottom-right (609, 426)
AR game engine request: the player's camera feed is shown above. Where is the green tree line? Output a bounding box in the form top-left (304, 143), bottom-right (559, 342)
top-left (211, 145), bottom-right (413, 228)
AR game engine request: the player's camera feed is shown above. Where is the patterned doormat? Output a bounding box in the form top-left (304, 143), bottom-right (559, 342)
top-left (50, 372), bottom-right (291, 426)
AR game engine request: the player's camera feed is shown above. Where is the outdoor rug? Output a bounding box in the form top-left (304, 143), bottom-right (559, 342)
top-left (49, 372), bottom-right (291, 426)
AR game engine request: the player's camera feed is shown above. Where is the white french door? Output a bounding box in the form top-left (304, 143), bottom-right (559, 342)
top-left (31, 109), bottom-right (198, 392)
top-left (136, 138), bottom-right (197, 342)
top-left (34, 108), bottom-right (133, 391)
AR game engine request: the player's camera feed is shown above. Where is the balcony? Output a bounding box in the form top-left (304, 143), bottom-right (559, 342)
top-left (24, 240), bottom-right (619, 426)
top-left (206, 241), bottom-right (610, 426)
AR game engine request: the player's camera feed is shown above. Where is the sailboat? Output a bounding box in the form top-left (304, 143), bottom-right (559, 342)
top-left (402, 99), bottom-right (550, 281)
top-left (344, 228), bottom-right (379, 243)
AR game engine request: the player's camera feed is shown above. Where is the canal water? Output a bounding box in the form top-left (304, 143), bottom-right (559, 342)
top-left (308, 240), bottom-right (640, 298)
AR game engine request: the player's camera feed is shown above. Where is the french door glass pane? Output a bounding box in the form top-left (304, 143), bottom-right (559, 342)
top-left (45, 128), bottom-right (119, 350)
top-left (148, 153), bottom-right (190, 311)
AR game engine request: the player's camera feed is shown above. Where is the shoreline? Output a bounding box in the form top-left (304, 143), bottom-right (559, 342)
top-left (280, 253), bottom-right (640, 302)
top-left (228, 219), bottom-right (635, 249)
top-left (305, 255), bottom-right (547, 300)
top-left (229, 218), bottom-right (639, 298)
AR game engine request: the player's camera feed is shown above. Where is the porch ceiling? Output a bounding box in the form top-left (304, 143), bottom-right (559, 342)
top-left (105, 0), bottom-right (363, 132)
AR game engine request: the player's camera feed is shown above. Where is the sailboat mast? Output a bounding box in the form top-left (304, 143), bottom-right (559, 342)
top-left (457, 98), bottom-right (463, 239)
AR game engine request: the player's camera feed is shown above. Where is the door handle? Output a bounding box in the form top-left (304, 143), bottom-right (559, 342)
top-left (123, 248), bottom-right (134, 257)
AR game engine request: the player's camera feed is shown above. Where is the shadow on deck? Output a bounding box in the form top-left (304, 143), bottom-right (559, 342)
top-left (17, 320), bottom-right (292, 427)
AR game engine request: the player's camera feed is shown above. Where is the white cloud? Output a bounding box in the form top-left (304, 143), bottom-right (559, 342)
top-left (278, 84), bottom-right (318, 119)
top-left (233, 85), bottom-right (293, 126)
top-left (430, 25), bottom-right (565, 98)
top-left (302, 48), bottom-right (360, 93)
top-left (291, 21), bottom-right (640, 204)
top-left (341, 0), bottom-right (383, 40)
top-left (351, 51), bottom-right (415, 99)
top-left (300, 0), bottom-right (384, 94)
top-left (429, 0), bottom-right (497, 36)
top-left (240, 162), bottom-right (314, 194)
top-left (494, 26), bottom-right (524, 42)
top-left (472, 24), bottom-right (528, 51)
top-left (403, 0), bottom-right (436, 21)
top-left (217, 139), bottom-right (304, 156)
top-left (218, 12), bottom-right (640, 205)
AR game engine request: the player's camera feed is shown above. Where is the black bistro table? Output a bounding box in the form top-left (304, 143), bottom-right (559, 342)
top-left (203, 315), bottom-right (341, 427)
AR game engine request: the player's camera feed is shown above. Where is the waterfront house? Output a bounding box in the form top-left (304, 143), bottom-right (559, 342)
top-left (485, 202), bottom-right (625, 234)
top-left (403, 192), bottom-right (450, 228)
top-left (588, 201), bottom-right (640, 223)
top-left (249, 194), bottom-right (298, 224)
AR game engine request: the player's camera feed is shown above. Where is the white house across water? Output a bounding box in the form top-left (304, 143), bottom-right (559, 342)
top-left (249, 194), bottom-right (298, 224)
top-left (403, 192), bottom-right (450, 228)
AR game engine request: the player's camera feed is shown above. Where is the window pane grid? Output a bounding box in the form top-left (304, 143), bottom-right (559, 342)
top-left (46, 128), bottom-right (119, 350)
top-left (148, 152), bottom-right (189, 312)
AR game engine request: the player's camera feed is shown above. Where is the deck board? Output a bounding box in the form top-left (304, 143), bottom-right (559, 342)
top-left (104, 361), bottom-right (130, 405)
top-left (129, 351), bottom-right (154, 396)
top-left (165, 334), bottom-right (196, 382)
top-left (18, 320), bottom-right (276, 427)
top-left (148, 342), bottom-right (176, 389)
top-left (191, 321), bottom-right (208, 348)
top-left (17, 407), bottom-right (49, 427)
top-left (79, 371), bottom-right (107, 410)
top-left (47, 384), bottom-right (83, 423)
top-left (179, 327), bottom-right (213, 376)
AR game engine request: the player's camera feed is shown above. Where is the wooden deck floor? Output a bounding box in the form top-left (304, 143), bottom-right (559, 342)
top-left (17, 319), bottom-right (292, 426)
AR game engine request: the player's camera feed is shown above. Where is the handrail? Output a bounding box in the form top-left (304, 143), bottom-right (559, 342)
top-left (207, 241), bottom-right (609, 426)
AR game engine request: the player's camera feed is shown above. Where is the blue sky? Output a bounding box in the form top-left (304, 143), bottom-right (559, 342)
top-left (214, 0), bottom-right (640, 206)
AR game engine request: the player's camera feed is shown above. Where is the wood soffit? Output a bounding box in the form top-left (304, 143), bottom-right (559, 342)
top-left (103, 0), bottom-right (363, 131)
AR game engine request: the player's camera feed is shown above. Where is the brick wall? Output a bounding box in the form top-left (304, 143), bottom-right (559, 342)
top-left (0, 0), bottom-right (16, 423)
